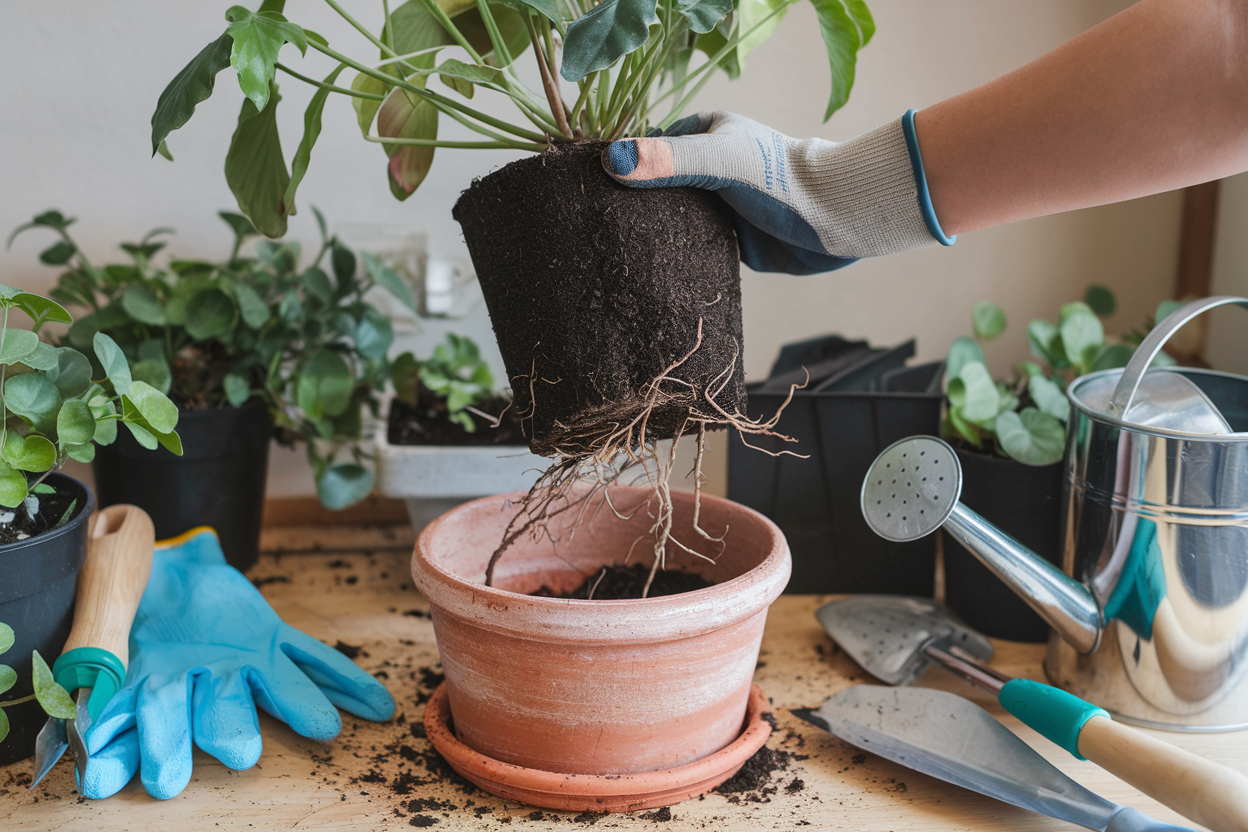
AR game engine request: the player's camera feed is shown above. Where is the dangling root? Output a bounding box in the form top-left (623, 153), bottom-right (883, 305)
top-left (483, 319), bottom-right (807, 595)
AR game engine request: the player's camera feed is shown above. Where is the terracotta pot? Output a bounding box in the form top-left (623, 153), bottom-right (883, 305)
top-left (411, 487), bottom-right (790, 779)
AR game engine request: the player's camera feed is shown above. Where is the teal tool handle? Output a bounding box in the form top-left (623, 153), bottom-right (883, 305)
top-left (52, 647), bottom-right (126, 721)
top-left (997, 678), bottom-right (1107, 760)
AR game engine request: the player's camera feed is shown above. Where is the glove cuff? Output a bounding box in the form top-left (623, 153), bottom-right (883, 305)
top-left (808, 112), bottom-right (955, 257)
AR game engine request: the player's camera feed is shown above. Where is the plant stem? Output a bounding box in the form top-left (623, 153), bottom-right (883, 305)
top-left (525, 14), bottom-right (573, 138)
top-left (365, 135), bottom-right (547, 151)
top-left (417, 0), bottom-right (486, 65)
top-left (475, 0), bottom-right (514, 68)
top-left (307, 40), bottom-right (548, 142)
top-left (0, 694), bottom-right (36, 707)
top-left (275, 62), bottom-right (383, 99)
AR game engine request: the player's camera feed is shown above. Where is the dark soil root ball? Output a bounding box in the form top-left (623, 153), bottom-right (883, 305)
top-left (453, 141), bottom-right (746, 457)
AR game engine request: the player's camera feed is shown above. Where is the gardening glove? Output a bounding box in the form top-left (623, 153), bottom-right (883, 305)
top-left (75, 528), bottom-right (395, 800)
top-left (602, 110), bottom-right (955, 275)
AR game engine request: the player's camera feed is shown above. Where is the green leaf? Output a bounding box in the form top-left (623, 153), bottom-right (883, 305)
top-left (355, 307), bottom-right (394, 360)
top-left (361, 252), bottom-right (417, 313)
top-left (391, 352), bottom-right (420, 402)
top-left (66, 443), bottom-right (96, 463)
top-left (1027, 319), bottom-right (1062, 367)
top-left (316, 463), bottom-right (374, 510)
top-left (0, 460), bottom-right (28, 507)
top-left (297, 349), bottom-right (353, 419)
top-left (1029, 374), bottom-right (1069, 423)
top-left (225, 85), bottom-right (291, 239)
top-left (301, 267), bottom-right (335, 305)
top-left (185, 288), bottom-right (238, 340)
top-left (331, 243), bottom-right (357, 290)
top-left (223, 370), bottom-right (252, 406)
top-left (972, 300), bottom-right (1006, 341)
top-left (433, 59), bottom-right (506, 92)
top-left (11, 293), bottom-right (72, 333)
top-left (4, 211), bottom-right (73, 250)
top-left (0, 664), bottom-right (14, 696)
top-left (1155, 299), bottom-right (1183, 325)
top-left (995, 407), bottom-right (1066, 466)
top-left (285, 63), bottom-right (346, 216)
top-left (351, 71), bottom-right (390, 136)
top-left (500, 0), bottom-right (564, 22)
top-left (32, 651), bottom-right (76, 720)
top-left (808, 0), bottom-right (874, 120)
top-left (944, 336), bottom-right (986, 382)
top-left (5, 374), bottom-right (61, 433)
top-left (124, 381), bottom-right (179, 433)
top-left (1091, 343), bottom-right (1136, 372)
top-left (235, 283), bottom-right (270, 329)
top-left (120, 286), bottom-right (167, 326)
top-left (151, 33), bottom-right (234, 156)
top-left (279, 292), bottom-right (303, 322)
top-left (21, 342), bottom-right (60, 372)
top-left (157, 140), bottom-right (174, 161)
top-left (561, 0), bottom-right (660, 82)
top-left (951, 362), bottom-right (1000, 425)
top-left (1084, 285), bottom-right (1116, 317)
top-left (0, 329), bottom-right (39, 366)
top-left (131, 356), bottom-right (172, 394)
top-left (57, 400), bottom-right (96, 446)
top-left (693, 26), bottom-right (739, 80)
top-left (224, 6), bottom-right (309, 112)
top-left (47, 348), bottom-right (92, 399)
top-left (377, 86), bottom-right (438, 197)
top-left (39, 241), bottom-right (76, 266)
top-left (1058, 308), bottom-right (1104, 371)
top-left (94, 332), bottom-right (132, 395)
top-left (737, 0), bottom-right (787, 66)
top-left (220, 210), bottom-right (260, 249)
top-left (676, 0), bottom-right (731, 34)
top-left (3, 433), bottom-right (56, 473)
top-left (124, 420), bottom-right (158, 450)
top-left (0, 705), bottom-right (7, 743)
top-left (0, 623), bottom-right (12, 654)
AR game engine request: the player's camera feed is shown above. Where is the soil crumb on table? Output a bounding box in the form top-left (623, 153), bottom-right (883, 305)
top-left (531, 563), bottom-right (715, 600)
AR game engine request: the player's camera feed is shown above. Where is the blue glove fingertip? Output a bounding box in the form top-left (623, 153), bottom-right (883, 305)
top-left (605, 140), bottom-right (639, 177)
top-left (77, 726), bottom-right (141, 800)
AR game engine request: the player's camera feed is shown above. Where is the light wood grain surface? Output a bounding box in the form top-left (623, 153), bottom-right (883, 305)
top-left (3, 527), bottom-right (1244, 832)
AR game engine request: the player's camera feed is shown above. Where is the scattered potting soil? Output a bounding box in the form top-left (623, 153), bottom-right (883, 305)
top-left (453, 141), bottom-right (745, 456)
top-left (0, 483), bottom-right (82, 546)
top-left (712, 744), bottom-right (809, 805)
top-left (531, 563), bottom-right (715, 600)
top-left (388, 391), bottom-right (526, 446)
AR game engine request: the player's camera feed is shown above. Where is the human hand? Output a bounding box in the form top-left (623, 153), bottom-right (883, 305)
top-left (603, 111), bottom-right (954, 274)
top-left (77, 528), bottom-right (395, 800)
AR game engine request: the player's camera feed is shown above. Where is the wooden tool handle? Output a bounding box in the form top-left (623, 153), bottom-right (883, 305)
top-left (61, 505), bottom-right (155, 669)
top-left (1078, 714), bottom-right (1248, 832)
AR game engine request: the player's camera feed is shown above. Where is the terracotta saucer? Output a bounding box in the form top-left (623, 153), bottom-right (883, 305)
top-left (423, 682), bottom-right (772, 813)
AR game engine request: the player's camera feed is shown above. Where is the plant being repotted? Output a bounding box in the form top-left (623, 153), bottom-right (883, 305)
top-left (0, 286), bottom-right (177, 762)
top-left (378, 332), bottom-right (545, 531)
top-left (939, 288), bottom-right (1153, 641)
top-left (11, 208), bottom-right (414, 570)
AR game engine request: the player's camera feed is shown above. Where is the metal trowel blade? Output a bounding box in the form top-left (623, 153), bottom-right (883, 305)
top-left (795, 685), bottom-right (1120, 830)
top-left (30, 716), bottom-right (68, 788)
top-left (816, 596), bottom-right (994, 686)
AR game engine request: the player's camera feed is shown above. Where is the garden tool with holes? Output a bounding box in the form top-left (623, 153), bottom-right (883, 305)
top-left (30, 504), bottom-right (154, 788)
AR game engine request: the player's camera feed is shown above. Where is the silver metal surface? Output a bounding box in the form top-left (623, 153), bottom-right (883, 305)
top-left (925, 644), bottom-right (1009, 695)
top-left (68, 687), bottom-right (93, 779)
top-left (815, 596), bottom-right (994, 686)
top-left (796, 685), bottom-right (1190, 831)
top-left (860, 436), bottom-right (959, 543)
top-left (1087, 371), bottom-right (1231, 435)
top-left (30, 716), bottom-right (68, 789)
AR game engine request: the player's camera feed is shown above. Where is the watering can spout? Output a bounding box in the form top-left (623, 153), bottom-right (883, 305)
top-left (943, 503), bottom-right (1101, 653)
top-left (860, 436), bottom-right (1101, 654)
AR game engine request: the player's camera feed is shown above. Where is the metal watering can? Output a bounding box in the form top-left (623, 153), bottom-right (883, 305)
top-left (860, 296), bottom-right (1248, 730)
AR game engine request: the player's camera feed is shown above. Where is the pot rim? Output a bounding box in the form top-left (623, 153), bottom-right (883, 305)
top-left (0, 473), bottom-right (95, 558)
top-left (412, 489), bottom-right (791, 643)
top-left (1070, 367), bottom-right (1248, 441)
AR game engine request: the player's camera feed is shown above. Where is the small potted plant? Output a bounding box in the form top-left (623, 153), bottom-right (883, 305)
top-left (939, 287), bottom-right (1157, 641)
top-left (12, 209), bottom-right (413, 570)
top-left (377, 333), bottom-right (544, 531)
top-left (0, 285), bottom-right (177, 762)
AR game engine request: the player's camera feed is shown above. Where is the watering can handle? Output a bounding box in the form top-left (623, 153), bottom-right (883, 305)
top-left (1108, 296), bottom-right (1248, 417)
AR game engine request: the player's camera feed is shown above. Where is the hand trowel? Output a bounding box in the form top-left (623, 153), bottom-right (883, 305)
top-left (30, 504), bottom-right (154, 788)
top-left (794, 685), bottom-right (1195, 832)
top-left (817, 595), bottom-right (1248, 832)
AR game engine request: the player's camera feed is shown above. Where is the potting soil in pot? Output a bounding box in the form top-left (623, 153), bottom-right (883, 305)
top-left (0, 486), bottom-right (81, 545)
top-left (388, 392), bottom-right (525, 446)
top-left (531, 562), bottom-right (716, 600)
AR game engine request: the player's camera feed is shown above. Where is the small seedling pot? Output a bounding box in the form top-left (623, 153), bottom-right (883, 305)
top-left (942, 447), bottom-right (1063, 642)
top-left (375, 427), bottom-right (545, 534)
top-left (0, 474), bottom-right (94, 764)
top-left (92, 397), bottom-right (271, 572)
top-left (411, 488), bottom-right (790, 810)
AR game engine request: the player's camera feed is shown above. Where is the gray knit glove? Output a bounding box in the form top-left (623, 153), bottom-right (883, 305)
top-left (603, 110), bottom-right (955, 274)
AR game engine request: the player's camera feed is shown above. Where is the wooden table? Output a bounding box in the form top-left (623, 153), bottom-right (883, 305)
top-left (2, 525), bottom-right (1244, 831)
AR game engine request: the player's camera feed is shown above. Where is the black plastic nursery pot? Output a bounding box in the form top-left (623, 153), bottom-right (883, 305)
top-left (728, 339), bottom-right (945, 595)
top-left (92, 397), bottom-right (272, 572)
top-left (942, 448), bottom-right (1063, 642)
top-left (0, 474), bottom-right (93, 765)
top-left (453, 142), bottom-right (746, 457)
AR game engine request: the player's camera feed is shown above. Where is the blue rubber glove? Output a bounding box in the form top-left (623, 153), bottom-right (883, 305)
top-left (77, 528), bottom-right (395, 800)
top-left (603, 110), bottom-right (955, 275)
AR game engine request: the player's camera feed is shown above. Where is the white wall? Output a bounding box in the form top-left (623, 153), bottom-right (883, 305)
top-left (1206, 172), bottom-right (1248, 373)
top-left (1, 0), bottom-right (1182, 498)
